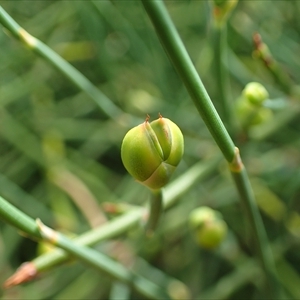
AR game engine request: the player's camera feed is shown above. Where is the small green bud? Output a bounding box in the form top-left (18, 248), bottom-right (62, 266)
top-left (189, 207), bottom-right (227, 249)
top-left (242, 82), bottom-right (269, 106)
top-left (236, 82), bottom-right (272, 128)
top-left (121, 115), bottom-right (184, 190)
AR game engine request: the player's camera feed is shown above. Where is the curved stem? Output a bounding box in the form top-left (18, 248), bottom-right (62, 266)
top-left (145, 189), bottom-right (163, 236)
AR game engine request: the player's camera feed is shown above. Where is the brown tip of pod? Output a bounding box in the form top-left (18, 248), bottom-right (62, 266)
top-left (3, 262), bottom-right (38, 289)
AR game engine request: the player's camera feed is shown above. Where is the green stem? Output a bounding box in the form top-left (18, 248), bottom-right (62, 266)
top-left (4, 157), bottom-right (220, 286)
top-left (0, 5), bottom-right (126, 121)
top-left (0, 195), bottom-right (170, 299)
top-left (109, 281), bottom-right (131, 300)
top-left (34, 208), bottom-right (143, 270)
top-left (140, 0), bottom-right (281, 297)
top-left (0, 196), bottom-right (42, 239)
top-left (253, 32), bottom-right (294, 95)
top-left (229, 148), bottom-right (281, 297)
top-left (211, 21), bottom-right (234, 134)
top-left (36, 219), bottom-right (171, 300)
top-left (145, 189), bottom-right (163, 236)
top-left (141, 0), bottom-right (235, 163)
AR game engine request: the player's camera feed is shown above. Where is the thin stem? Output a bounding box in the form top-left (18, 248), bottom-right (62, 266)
top-left (34, 208), bottom-right (143, 270)
top-left (141, 0), bottom-right (235, 162)
top-left (0, 195), bottom-right (170, 299)
top-left (36, 219), bottom-right (171, 299)
top-left (253, 32), bottom-right (294, 95)
top-left (0, 6), bottom-right (126, 121)
top-left (211, 21), bottom-right (234, 134)
top-left (0, 196), bottom-right (42, 240)
top-left (249, 101), bottom-right (300, 140)
top-left (145, 189), bottom-right (163, 236)
top-left (109, 281), bottom-right (131, 300)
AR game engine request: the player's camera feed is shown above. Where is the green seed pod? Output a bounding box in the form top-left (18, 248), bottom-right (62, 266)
top-left (236, 82), bottom-right (272, 128)
top-left (242, 82), bottom-right (269, 106)
top-left (121, 115), bottom-right (184, 190)
top-left (189, 207), bottom-right (227, 249)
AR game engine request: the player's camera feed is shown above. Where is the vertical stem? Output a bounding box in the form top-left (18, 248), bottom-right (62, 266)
top-left (145, 189), bottom-right (163, 236)
top-left (212, 22), bottom-right (234, 134)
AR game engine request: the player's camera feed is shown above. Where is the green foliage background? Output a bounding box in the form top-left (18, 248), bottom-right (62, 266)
top-left (0, 0), bottom-right (300, 299)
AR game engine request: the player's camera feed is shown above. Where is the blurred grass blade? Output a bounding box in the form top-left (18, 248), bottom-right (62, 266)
top-left (0, 5), bottom-right (125, 120)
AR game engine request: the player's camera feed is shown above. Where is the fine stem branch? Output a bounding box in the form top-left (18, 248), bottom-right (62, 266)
top-left (0, 195), bottom-right (170, 299)
top-left (229, 148), bottom-right (280, 297)
top-left (140, 0), bottom-right (281, 297)
top-left (35, 219), bottom-right (171, 299)
top-left (211, 21), bottom-right (234, 134)
top-left (4, 157), bottom-right (220, 287)
top-left (0, 196), bottom-right (42, 240)
top-left (0, 5), bottom-right (127, 122)
top-left (145, 189), bottom-right (163, 236)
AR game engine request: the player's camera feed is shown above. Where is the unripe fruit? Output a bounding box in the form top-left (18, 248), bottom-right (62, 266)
top-left (189, 207), bottom-right (227, 249)
top-left (121, 115), bottom-right (184, 190)
top-left (243, 82), bottom-right (269, 106)
top-left (236, 82), bottom-right (272, 128)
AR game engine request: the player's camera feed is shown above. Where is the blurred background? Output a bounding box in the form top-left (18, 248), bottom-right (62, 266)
top-left (0, 0), bottom-right (300, 299)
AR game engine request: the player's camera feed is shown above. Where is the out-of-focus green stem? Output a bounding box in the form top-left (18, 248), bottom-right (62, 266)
top-left (145, 189), bottom-right (163, 236)
top-left (4, 157), bottom-right (220, 287)
top-left (140, 0), bottom-right (281, 297)
top-left (0, 195), bottom-right (170, 299)
top-left (210, 0), bottom-right (238, 134)
top-left (36, 219), bottom-right (171, 299)
top-left (0, 195), bottom-right (41, 239)
top-left (0, 5), bottom-right (127, 122)
top-left (211, 22), bottom-right (234, 134)
top-left (253, 32), bottom-right (294, 95)
top-left (35, 209), bottom-right (143, 268)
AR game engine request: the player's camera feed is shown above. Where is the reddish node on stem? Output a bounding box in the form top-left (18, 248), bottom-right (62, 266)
top-left (253, 32), bottom-right (262, 49)
top-left (3, 262), bottom-right (38, 289)
top-left (252, 32), bottom-right (273, 67)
